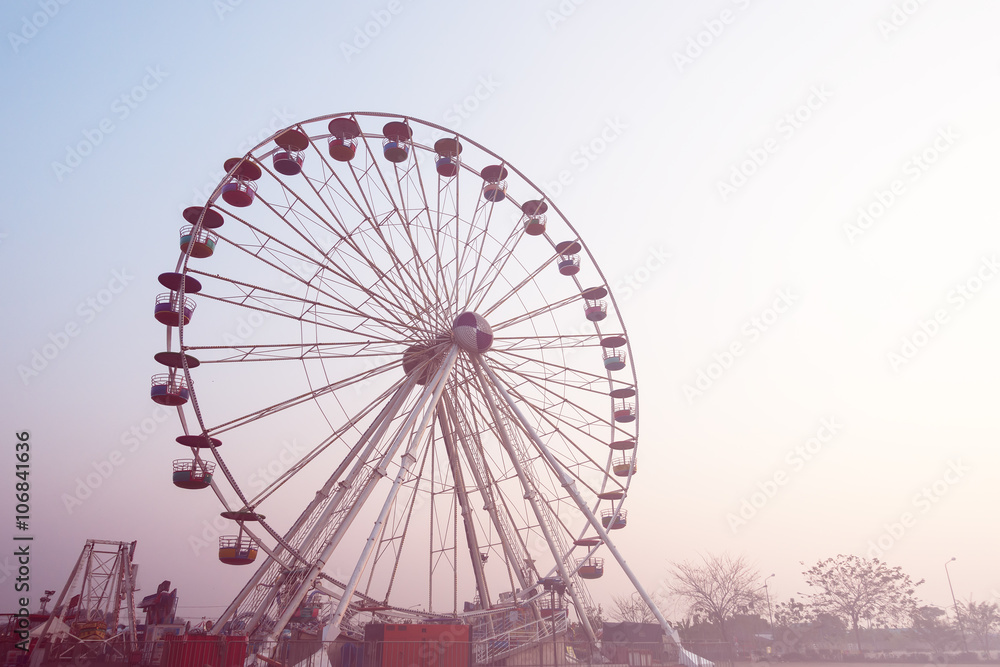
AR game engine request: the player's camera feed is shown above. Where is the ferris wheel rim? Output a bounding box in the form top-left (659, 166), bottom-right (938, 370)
top-left (158, 111), bottom-right (642, 635)
top-left (171, 110), bottom-right (642, 486)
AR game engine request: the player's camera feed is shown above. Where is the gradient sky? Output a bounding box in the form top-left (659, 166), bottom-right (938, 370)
top-left (2, 1), bottom-right (999, 624)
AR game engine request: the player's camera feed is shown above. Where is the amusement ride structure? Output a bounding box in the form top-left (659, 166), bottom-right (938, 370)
top-left (27, 540), bottom-right (140, 664)
top-left (150, 112), bottom-right (677, 660)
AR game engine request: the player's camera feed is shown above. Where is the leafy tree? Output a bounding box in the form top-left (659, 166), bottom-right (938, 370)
top-left (800, 555), bottom-right (923, 655)
top-left (668, 553), bottom-right (762, 641)
top-left (771, 599), bottom-right (846, 655)
top-left (674, 615), bottom-right (700, 642)
top-left (812, 613), bottom-right (848, 647)
top-left (957, 599), bottom-right (1000, 658)
top-left (674, 614), bottom-right (726, 643)
top-left (772, 598), bottom-right (812, 654)
top-left (774, 597), bottom-right (812, 628)
top-left (910, 605), bottom-right (958, 653)
top-left (673, 616), bottom-right (694, 638)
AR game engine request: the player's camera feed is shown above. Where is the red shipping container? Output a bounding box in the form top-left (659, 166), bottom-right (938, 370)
top-left (162, 634), bottom-right (248, 667)
top-left (364, 624), bottom-right (470, 667)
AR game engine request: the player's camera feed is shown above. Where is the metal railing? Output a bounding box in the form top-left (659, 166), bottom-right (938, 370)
top-left (16, 636), bottom-right (695, 667)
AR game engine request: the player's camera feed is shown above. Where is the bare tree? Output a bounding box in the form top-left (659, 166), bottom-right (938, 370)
top-left (801, 555), bottom-right (922, 655)
top-left (609, 593), bottom-right (659, 624)
top-left (668, 553), bottom-right (762, 641)
top-left (957, 599), bottom-right (1000, 658)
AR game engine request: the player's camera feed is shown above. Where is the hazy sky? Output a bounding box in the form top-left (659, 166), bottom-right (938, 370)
top-left (2, 1), bottom-right (999, 625)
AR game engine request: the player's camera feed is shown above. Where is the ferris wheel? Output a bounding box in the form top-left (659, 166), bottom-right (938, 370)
top-left (151, 112), bottom-right (667, 649)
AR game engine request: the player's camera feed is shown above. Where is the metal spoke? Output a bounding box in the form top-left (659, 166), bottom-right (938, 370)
top-left (156, 112), bottom-right (653, 649)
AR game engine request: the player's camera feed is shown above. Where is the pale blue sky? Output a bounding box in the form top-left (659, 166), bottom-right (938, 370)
top-left (2, 1), bottom-right (999, 622)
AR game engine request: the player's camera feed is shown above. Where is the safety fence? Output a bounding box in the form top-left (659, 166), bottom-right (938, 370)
top-left (15, 636), bottom-right (698, 667)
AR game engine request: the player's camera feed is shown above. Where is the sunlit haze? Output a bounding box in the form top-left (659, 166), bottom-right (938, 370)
top-left (2, 1), bottom-right (998, 626)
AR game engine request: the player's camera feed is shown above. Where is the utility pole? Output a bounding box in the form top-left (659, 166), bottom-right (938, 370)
top-left (764, 574), bottom-right (775, 631)
top-left (945, 557), bottom-right (968, 652)
top-left (541, 577), bottom-right (566, 667)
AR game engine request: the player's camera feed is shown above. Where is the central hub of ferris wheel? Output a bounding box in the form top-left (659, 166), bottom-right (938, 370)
top-left (452, 311), bottom-right (493, 354)
top-left (402, 312), bottom-right (492, 385)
